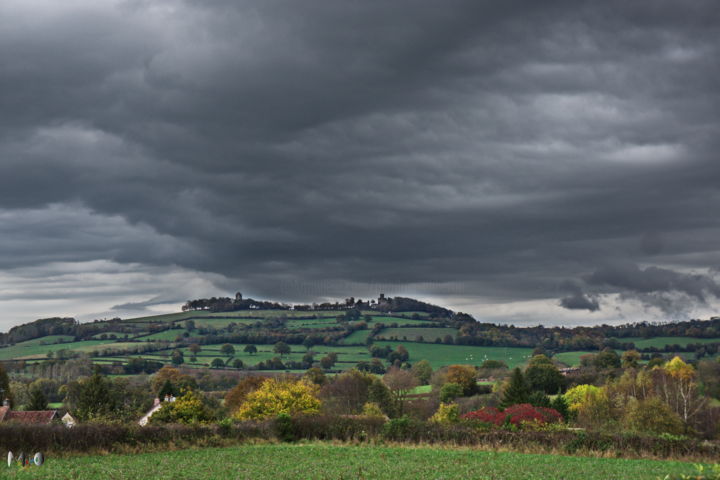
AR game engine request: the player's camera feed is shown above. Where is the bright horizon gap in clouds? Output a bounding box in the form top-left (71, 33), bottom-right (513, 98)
top-left (1, 0), bottom-right (719, 331)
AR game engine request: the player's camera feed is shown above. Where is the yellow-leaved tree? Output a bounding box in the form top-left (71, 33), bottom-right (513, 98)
top-left (151, 389), bottom-right (212, 424)
top-left (563, 384), bottom-right (614, 429)
top-left (564, 384), bottom-right (604, 412)
top-left (654, 356), bottom-right (706, 426)
top-left (233, 378), bottom-right (321, 420)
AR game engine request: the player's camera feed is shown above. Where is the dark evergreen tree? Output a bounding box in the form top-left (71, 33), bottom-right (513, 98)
top-left (76, 373), bottom-right (115, 420)
top-left (27, 387), bottom-right (48, 411)
top-left (500, 368), bottom-right (530, 408)
top-left (528, 390), bottom-right (550, 408)
top-left (550, 394), bottom-right (570, 421)
top-left (158, 379), bottom-right (177, 398)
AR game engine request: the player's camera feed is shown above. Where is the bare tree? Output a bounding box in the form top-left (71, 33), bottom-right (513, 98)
top-left (383, 367), bottom-right (419, 414)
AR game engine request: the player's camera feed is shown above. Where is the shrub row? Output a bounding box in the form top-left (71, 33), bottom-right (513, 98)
top-left (0, 422), bottom-right (273, 454)
top-left (1, 418), bottom-right (718, 460)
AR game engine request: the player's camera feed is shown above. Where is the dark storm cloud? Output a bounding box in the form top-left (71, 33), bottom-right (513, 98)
top-left (586, 263), bottom-right (720, 302)
top-left (580, 262), bottom-right (720, 316)
top-left (1, 0), bottom-right (720, 325)
top-left (559, 282), bottom-right (600, 312)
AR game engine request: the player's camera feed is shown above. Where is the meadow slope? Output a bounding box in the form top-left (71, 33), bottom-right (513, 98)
top-left (4, 444), bottom-right (704, 480)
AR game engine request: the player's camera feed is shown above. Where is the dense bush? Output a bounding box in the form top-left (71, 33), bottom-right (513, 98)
top-left (461, 404), bottom-right (562, 427)
top-left (430, 403), bottom-right (460, 424)
top-left (234, 378), bottom-right (320, 420)
top-left (0, 422), bottom-right (273, 453)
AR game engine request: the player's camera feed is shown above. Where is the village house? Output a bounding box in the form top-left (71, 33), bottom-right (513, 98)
top-left (138, 394), bottom-right (176, 426)
top-left (0, 399), bottom-right (58, 425)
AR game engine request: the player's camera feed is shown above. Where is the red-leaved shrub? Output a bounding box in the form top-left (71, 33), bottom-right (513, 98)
top-left (461, 407), bottom-right (505, 425)
top-left (461, 404), bottom-right (562, 427)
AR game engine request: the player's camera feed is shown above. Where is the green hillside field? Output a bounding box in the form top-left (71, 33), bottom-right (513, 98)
top-left (374, 341), bottom-right (533, 369)
top-left (3, 444), bottom-right (703, 480)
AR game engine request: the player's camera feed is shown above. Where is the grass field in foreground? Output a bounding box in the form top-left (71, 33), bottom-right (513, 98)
top-left (4, 444), bottom-right (702, 480)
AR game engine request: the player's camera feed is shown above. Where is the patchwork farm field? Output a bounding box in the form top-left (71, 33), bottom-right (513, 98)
top-left (3, 444), bottom-right (702, 480)
top-left (147, 343), bottom-right (372, 367)
top-left (6, 305), bottom-right (718, 373)
top-left (374, 341), bottom-right (533, 369)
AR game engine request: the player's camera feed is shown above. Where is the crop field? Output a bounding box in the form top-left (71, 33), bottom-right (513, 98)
top-left (613, 336), bottom-right (720, 349)
top-left (375, 327), bottom-right (458, 342)
top-left (3, 444), bottom-right (702, 480)
top-left (374, 341), bottom-right (533, 369)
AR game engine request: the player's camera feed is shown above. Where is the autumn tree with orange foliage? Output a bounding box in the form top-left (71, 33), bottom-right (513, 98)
top-left (151, 366), bottom-right (197, 394)
top-left (224, 376), bottom-right (269, 414)
top-left (446, 365), bottom-right (478, 396)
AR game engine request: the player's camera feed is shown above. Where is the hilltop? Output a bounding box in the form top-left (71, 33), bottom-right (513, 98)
top-left (1, 293), bottom-right (719, 377)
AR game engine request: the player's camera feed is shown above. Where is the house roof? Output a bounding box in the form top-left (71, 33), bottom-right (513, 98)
top-left (0, 406), bottom-right (8, 422)
top-left (3, 410), bottom-right (57, 424)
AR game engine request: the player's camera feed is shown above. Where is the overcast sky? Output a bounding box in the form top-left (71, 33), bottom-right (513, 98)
top-left (1, 0), bottom-right (719, 331)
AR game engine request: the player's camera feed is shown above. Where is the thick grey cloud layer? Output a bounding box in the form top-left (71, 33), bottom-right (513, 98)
top-left (1, 0), bottom-right (719, 327)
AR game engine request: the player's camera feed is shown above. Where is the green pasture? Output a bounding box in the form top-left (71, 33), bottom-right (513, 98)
top-left (341, 329), bottom-right (371, 345)
top-left (375, 327), bottom-right (458, 342)
top-left (374, 341), bottom-right (533, 369)
top-left (136, 329), bottom-right (189, 341)
top-left (410, 384), bottom-right (432, 394)
top-left (613, 336), bottom-right (720, 349)
top-left (4, 443), bottom-right (702, 480)
top-left (10, 335), bottom-right (75, 346)
top-left (0, 339), bottom-right (119, 360)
